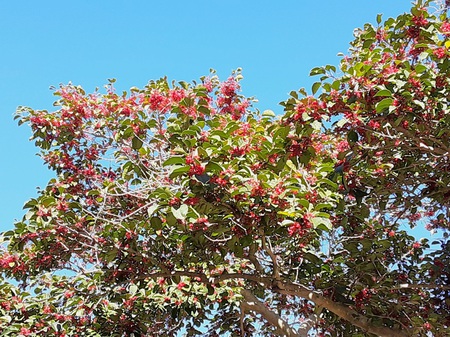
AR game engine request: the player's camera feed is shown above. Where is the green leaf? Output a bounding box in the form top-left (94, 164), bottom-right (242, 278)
top-left (150, 217), bottom-right (162, 230)
top-left (129, 284), bottom-right (138, 295)
top-left (311, 217), bottom-right (332, 230)
top-left (331, 80), bottom-right (341, 91)
top-left (314, 203), bottom-right (332, 211)
top-left (376, 13), bottom-right (382, 24)
top-left (298, 198), bottom-right (311, 210)
top-left (303, 252), bottom-right (322, 265)
top-left (309, 67), bottom-right (326, 76)
top-left (132, 136), bottom-right (143, 150)
top-left (205, 161), bottom-right (223, 174)
top-left (41, 196), bottom-right (55, 207)
top-left (169, 165), bottom-right (191, 179)
top-left (172, 204), bottom-right (189, 220)
top-left (415, 64), bottom-right (427, 73)
top-left (262, 109), bottom-right (276, 117)
top-left (163, 157), bottom-right (185, 166)
top-left (312, 82), bottom-right (321, 95)
top-left (23, 199), bottom-right (38, 209)
top-left (319, 178), bottom-right (338, 189)
top-left (374, 89), bottom-right (392, 97)
top-left (347, 130), bottom-right (359, 143)
top-left (147, 204), bottom-right (159, 217)
top-left (376, 98), bottom-right (393, 113)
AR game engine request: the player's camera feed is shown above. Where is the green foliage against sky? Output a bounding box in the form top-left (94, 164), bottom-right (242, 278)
top-left (1, 1), bottom-right (450, 336)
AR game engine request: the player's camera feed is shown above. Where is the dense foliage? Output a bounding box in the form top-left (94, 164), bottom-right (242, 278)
top-left (1, 1), bottom-right (449, 336)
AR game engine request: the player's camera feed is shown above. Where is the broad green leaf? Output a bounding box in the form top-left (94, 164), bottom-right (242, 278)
top-left (415, 64), bottom-right (427, 73)
top-left (376, 98), bottom-right (393, 113)
top-left (132, 136), bottom-right (143, 150)
top-left (172, 204), bottom-right (189, 220)
top-left (205, 161), bottom-right (223, 173)
top-left (374, 89), bottom-right (392, 97)
top-left (347, 130), bottom-right (359, 143)
top-left (311, 217), bottom-right (332, 230)
top-left (169, 165), bottom-right (190, 179)
top-left (163, 157), bottom-right (186, 166)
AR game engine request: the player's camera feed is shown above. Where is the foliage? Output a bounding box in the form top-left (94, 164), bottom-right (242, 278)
top-left (1, 1), bottom-right (450, 336)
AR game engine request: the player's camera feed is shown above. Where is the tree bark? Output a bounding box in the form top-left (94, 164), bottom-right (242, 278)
top-left (276, 282), bottom-right (410, 337)
top-left (240, 289), bottom-right (304, 337)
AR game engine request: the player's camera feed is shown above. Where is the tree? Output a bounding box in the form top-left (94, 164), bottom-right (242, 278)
top-left (1, 1), bottom-right (449, 336)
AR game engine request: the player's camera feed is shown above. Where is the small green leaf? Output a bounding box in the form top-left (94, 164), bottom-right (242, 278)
top-left (129, 284), bottom-right (138, 295)
top-left (347, 130), bottom-right (359, 143)
top-left (309, 67), bottom-right (326, 76)
top-left (298, 198), bottom-right (311, 210)
top-left (314, 203), bottom-right (332, 211)
top-left (262, 110), bottom-right (276, 117)
top-left (376, 13), bottom-right (382, 24)
top-left (150, 217), bottom-right (162, 230)
top-left (312, 82), bottom-right (321, 95)
top-left (331, 80), bottom-right (341, 91)
top-left (132, 136), bottom-right (143, 150)
top-left (319, 178), bottom-right (338, 189)
top-left (41, 196), bottom-right (55, 207)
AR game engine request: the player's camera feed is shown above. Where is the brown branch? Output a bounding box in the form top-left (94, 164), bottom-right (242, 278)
top-left (240, 289), bottom-right (303, 337)
top-left (261, 233), bottom-right (281, 280)
top-left (248, 242), bottom-right (264, 273)
top-left (393, 124), bottom-right (448, 155)
top-left (276, 282), bottom-right (410, 337)
top-left (118, 269), bottom-right (416, 337)
top-left (116, 270), bottom-right (272, 286)
top-left (394, 283), bottom-right (450, 291)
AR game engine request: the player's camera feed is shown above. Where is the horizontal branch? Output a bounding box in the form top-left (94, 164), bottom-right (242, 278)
top-left (395, 283), bottom-right (450, 290)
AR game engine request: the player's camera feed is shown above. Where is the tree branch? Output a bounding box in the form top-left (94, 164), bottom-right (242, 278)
top-left (261, 233), bottom-right (281, 280)
top-left (117, 269), bottom-right (417, 337)
top-left (240, 289), bottom-right (304, 337)
top-left (276, 282), bottom-right (410, 337)
top-left (393, 283), bottom-right (450, 291)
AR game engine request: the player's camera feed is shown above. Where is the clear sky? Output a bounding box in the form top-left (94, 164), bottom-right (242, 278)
top-left (0, 1), bottom-right (414, 233)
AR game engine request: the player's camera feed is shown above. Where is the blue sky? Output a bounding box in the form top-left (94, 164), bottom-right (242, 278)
top-left (0, 1), bottom-right (414, 232)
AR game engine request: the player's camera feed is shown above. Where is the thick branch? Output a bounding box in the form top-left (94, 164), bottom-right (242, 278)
top-left (120, 270), bottom-right (415, 337)
top-left (240, 289), bottom-right (303, 337)
top-left (276, 282), bottom-right (410, 337)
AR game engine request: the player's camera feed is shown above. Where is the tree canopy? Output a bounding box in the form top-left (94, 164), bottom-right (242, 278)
top-left (1, 1), bottom-right (450, 336)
